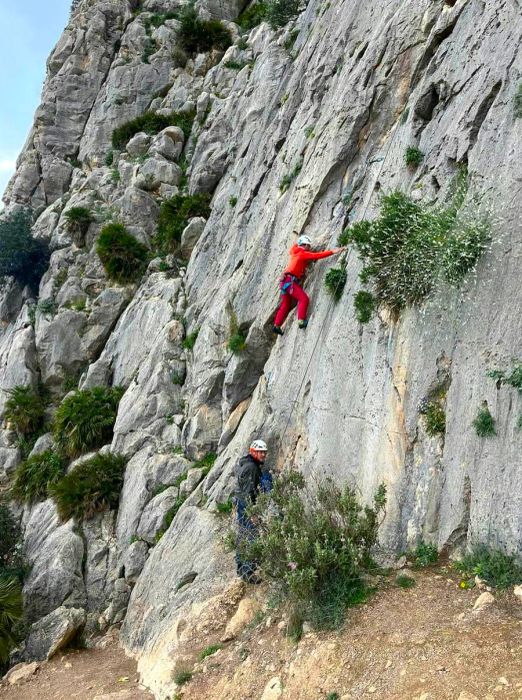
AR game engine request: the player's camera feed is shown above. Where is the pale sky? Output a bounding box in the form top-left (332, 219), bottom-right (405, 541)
top-left (0, 0), bottom-right (71, 201)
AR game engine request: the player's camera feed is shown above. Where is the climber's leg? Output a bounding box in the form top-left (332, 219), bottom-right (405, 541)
top-left (290, 282), bottom-right (309, 322)
top-left (274, 292), bottom-right (293, 328)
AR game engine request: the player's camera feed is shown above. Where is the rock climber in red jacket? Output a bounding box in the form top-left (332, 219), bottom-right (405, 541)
top-left (273, 235), bottom-right (346, 335)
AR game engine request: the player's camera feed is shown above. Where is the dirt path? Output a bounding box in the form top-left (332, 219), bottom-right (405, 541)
top-left (0, 635), bottom-right (153, 700)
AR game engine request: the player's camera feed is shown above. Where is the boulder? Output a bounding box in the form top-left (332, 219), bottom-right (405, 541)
top-left (124, 539), bottom-right (150, 583)
top-left (221, 597), bottom-right (261, 641)
top-left (3, 661), bottom-right (40, 685)
top-left (126, 132), bottom-right (151, 157)
top-left (25, 606), bottom-right (86, 661)
top-left (472, 592), bottom-right (495, 611)
top-left (134, 157), bottom-right (182, 191)
top-left (180, 217), bottom-right (207, 258)
top-left (136, 487), bottom-right (180, 544)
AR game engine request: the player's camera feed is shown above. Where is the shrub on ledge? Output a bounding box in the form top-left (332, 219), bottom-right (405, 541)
top-left (111, 110), bottom-right (194, 150)
top-left (96, 223), bottom-right (148, 284)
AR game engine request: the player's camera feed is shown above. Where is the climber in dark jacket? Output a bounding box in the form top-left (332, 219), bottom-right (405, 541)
top-left (234, 439), bottom-right (273, 584)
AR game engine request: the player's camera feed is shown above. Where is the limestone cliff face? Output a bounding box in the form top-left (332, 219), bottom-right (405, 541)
top-left (1, 0), bottom-right (521, 696)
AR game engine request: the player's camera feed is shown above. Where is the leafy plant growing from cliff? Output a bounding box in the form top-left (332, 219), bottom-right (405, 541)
top-left (404, 146), bottom-right (424, 168)
top-left (424, 401), bottom-right (446, 436)
top-left (228, 309), bottom-right (247, 353)
top-left (410, 541), bottom-right (438, 568)
top-left (279, 160), bottom-right (302, 193)
top-left (4, 386), bottom-right (46, 437)
top-left (177, 3), bottom-right (232, 54)
top-left (155, 194), bottom-right (211, 253)
top-left (344, 180), bottom-right (491, 316)
top-left (96, 223), bottom-right (149, 284)
top-left (514, 82), bottom-right (522, 119)
top-left (238, 1), bottom-right (267, 30)
top-left (182, 329), bottom-right (199, 351)
top-left (324, 264), bottom-right (347, 302)
top-left (63, 207), bottom-right (93, 243)
top-left (111, 110), bottom-right (194, 150)
top-left (242, 472), bottom-right (386, 630)
top-left (472, 404), bottom-right (496, 438)
top-left (193, 451), bottom-right (217, 476)
top-left (50, 453), bottom-right (127, 521)
top-left (0, 577), bottom-right (23, 664)
top-left (353, 290), bottom-right (375, 323)
top-left (53, 386), bottom-right (124, 458)
top-left (455, 546), bottom-right (522, 589)
top-left (11, 451), bottom-right (65, 505)
top-left (0, 209), bottom-right (50, 291)
top-left (266, 0), bottom-right (300, 28)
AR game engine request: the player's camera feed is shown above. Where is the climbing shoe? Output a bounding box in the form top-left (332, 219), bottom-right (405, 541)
top-left (272, 325), bottom-right (284, 336)
top-left (298, 319), bottom-right (308, 329)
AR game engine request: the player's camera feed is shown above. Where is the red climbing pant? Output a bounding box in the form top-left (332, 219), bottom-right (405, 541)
top-left (274, 275), bottom-right (309, 326)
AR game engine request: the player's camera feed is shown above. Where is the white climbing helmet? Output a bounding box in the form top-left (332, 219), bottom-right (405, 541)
top-left (297, 235), bottom-right (312, 247)
top-left (250, 439), bottom-right (268, 452)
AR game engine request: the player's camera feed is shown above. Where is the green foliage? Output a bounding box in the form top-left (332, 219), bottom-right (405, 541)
top-left (193, 452), bottom-right (217, 476)
top-left (4, 386), bottom-right (45, 437)
top-left (324, 265), bottom-right (347, 302)
top-left (265, 0), bottom-right (300, 28)
top-left (411, 541), bottom-right (438, 568)
top-left (304, 125), bottom-right (315, 139)
top-left (96, 223), bottom-right (149, 284)
top-left (404, 146), bottom-right (424, 168)
top-left (0, 578), bottom-right (23, 663)
top-left (171, 370), bottom-right (185, 386)
top-left (111, 110), bottom-right (194, 150)
top-left (49, 452), bottom-right (127, 521)
top-left (11, 451), bottom-right (65, 505)
top-left (229, 195), bottom-right (238, 207)
top-left (228, 309), bottom-right (246, 353)
top-left (224, 60), bottom-right (247, 70)
top-left (395, 574), bottom-right (416, 589)
top-left (53, 386), bottom-right (124, 458)
top-left (344, 186), bottom-right (491, 314)
top-left (326, 694), bottom-right (340, 700)
top-left (216, 498), bottom-right (233, 514)
top-left (487, 362), bottom-right (522, 393)
top-left (243, 472), bottom-right (386, 630)
top-left (155, 495), bottom-right (188, 540)
top-left (472, 405), bottom-right (496, 437)
top-left (514, 82), bottom-right (522, 118)
top-left (238, 1), bottom-right (267, 31)
top-left (0, 209), bottom-right (50, 291)
top-left (156, 194), bottom-right (211, 253)
top-left (0, 505), bottom-right (19, 565)
top-left (425, 401), bottom-right (446, 436)
top-left (37, 298), bottom-right (57, 316)
top-left (105, 150), bottom-right (114, 166)
top-left (177, 4), bottom-right (232, 54)
top-left (141, 36), bottom-right (157, 63)
top-left (353, 290), bottom-right (375, 323)
top-left (455, 546), bottom-right (522, 589)
top-left (279, 161), bottom-right (302, 193)
top-left (174, 669), bottom-right (193, 686)
top-left (146, 11), bottom-right (179, 28)
top-left (182, 329), bottom-right (199, 350)
top-left (63, 207), bottom-right (93, 234)
top-left (199, 643), bottom-right (223, 660)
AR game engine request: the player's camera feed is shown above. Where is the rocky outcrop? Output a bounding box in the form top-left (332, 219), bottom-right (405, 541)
top-left (1, 0), bottom-right (521, 695)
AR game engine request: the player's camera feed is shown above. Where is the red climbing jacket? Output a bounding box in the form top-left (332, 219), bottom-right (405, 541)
top-left (284, 243), bottom-right (335, 280)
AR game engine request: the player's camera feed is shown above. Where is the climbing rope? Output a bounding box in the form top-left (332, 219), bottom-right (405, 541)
top-left (279, 116), bottom-right (403, 449)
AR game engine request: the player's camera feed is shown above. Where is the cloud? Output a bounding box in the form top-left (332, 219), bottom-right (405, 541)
top-left (0, 159), bottom-right (16, 172)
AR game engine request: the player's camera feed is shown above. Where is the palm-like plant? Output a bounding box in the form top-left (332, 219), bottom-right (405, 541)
top-left (0, 578), bottom-right (23, 663)
top-left (4, 386), bottom-right (45, 436)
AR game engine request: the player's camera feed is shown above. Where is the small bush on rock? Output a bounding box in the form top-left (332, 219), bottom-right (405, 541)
top-left (266, 0), bottom-right (299, 28)
top-left (0, 577), bottom-right (23, 664)
top-left (238, 1), bottom-right (267, 30)
top-left (0, 209), bottom-right (50, 291)
top-left (472, 405), bottom-right (496, 437)
top-left (404, 146), bottom-right (424, 168)
top-left (96, 223), bottom-right (148, 284)
top-left (455, 545), bottom-right (522, 589)
top-left (53, 386), bottom-right (124, 458)
top-left (111, 110), bottom-right (194, 150)
top-left (411, 541), bottom-right (438, 568)
top-left (396, 574), bottom-right (415, 589)
top-left (156, 194), bottom-right (211, 252)
top-left (178, 4), bottom-right (232, 54)
top-left (424, 401), bottom-right (446, 436)
top-left (50, 452), bottom-right (127, 521)
top-left (324, 265), bottom-right (347, 302)
top-left (514, 82), bottom-right (522, 118)
top-left (182, 329), bottom-right (199, 350)
top-left (11, 451), bottom-right (65, 505)
top-left (0, 505), bottom-right (19, 566)
top-left (63, 207), bottom-right (93, 239)
top-left (4, 386), bottom-right (45, 437)
top-left (193, 452), bottom-right (217, 476)
top-left (242, 471), bottom-right (386, 630)
top-left (353, 290), bottom-right (375, 323)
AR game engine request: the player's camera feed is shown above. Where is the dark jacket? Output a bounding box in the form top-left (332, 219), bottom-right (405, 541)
top-left (234, 454), bottom-right (270, 503)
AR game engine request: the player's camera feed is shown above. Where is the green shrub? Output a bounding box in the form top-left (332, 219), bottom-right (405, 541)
top-left (395, 574), bottom-right (415, 589)
top-left (11, 451), bottom-right (65, 505)
top-left (425, 401), bottom-right (446, 436)
top-left (4, 386), bottom-right (45, 437)
top-left (141, 36), bottom-right (157, 63)
top-left (514, 82), bottom-right (522, 118)
top-left (193, 452), bottom-right (217, 476)
top-left (182, 329), bottom-right (199, 350)
top-left (145, 11), bottom-right (179, 28)
top-left (156, 194), bottom-right (211, 253)
top-left (174, 669), bottom-right (193, 685)
top-left (53, 386), bottom-right (124, 458)
top-left (177, 4), bottom-right (232, 54)
top-left (324, 265), bottom-right (347, 302)
top-left (49, 453), bottom-right (127, 521)
top-left (111, 110), bottom-right (194, 150)
top-left (411, 541), bottom-right (438, 568)
top-left (229, 196), bottom-right (238, 207)
top-left (63, 207), bottom-right (93, 235)
top-left (216, 498), bottom-right (233, 514)
top-left (326, 693), bottom-right (340, 700)
top-left (171, 370), bottom-right (185, 386)
top-left (156, 494), bottom-right (188, 539)
top-left (279, 161), bottom-right (302, 193)
top-left (243, 472), bottom-right (386, 630)
top-left (96, 223), bottom-right (149, 284)
top-left (0, 505), bottom-right (19, 565)
top-left (238, 1), bottom-right (267, 30)
top-left (37, 298), bottom-right (57, 316)
top-left (455, 546), bottom-right (522, 589)
top-left (228, 309), bottom-right (247, 353)
top-left (344, 186), bottom-right (490, 314)
top-left (487, 363), bottom-right (522, 393)
top-left (0, 578), bottom-right (23, 663)
top-left (404, 146), bottom-right (424, 168)
top-left (353, 290), bottom-right (375, 323)
top-left (0, 209), bottom-right (50, 291)
top-left (105, 150), bottom-right (114, 166)
top-left (266, 0), bottom-right (299, 28)
top-left (472, 405), bottom-right (496, 437)
top-left (199, 643), bottom-right (222, 660)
